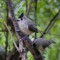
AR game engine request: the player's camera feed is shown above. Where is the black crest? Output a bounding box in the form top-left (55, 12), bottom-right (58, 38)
top-left (19, 13), bottom-right (24, 18)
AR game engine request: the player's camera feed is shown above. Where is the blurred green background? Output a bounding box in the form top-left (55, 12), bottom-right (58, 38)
top-left (0, 0), bottom-right (60, 60)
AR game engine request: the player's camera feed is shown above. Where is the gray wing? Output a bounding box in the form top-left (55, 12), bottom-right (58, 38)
top-left (23, 16), bottom-right (38, 32)
top-left (27, 19), bottom-right (38, 33)
top-left (28, 24), bottom-right (38, 33)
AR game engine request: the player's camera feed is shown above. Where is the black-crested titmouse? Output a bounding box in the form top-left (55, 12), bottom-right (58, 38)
top-left (33, 38), bottom-right (55, 53)
top-left (17, 13), bottom-right (38, 35)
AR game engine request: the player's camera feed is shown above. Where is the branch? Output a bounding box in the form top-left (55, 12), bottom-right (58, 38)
top-left (26, 0), bottom-right (32, 17)
top-left (4, 22), bottom-right (19, 52)
top-left (34, 0), bottom-right (37, 39)
top-left (26, 0), bottom-right (28, 13)
top-left (5, 1), bottom-right (9, 60)
top-left (8, 0), bottom-right (43, 60)
top-left (40, 10), bottom-right (60, 37)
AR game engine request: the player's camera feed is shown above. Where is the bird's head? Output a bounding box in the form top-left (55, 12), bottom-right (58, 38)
top-left (18, 13), bottom-right (29, 22)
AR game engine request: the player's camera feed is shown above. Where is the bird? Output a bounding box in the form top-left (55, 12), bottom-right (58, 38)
top-left (33, 38), bottom-right (55, 54)
top-left (17, 13), bottom-right (38, 36)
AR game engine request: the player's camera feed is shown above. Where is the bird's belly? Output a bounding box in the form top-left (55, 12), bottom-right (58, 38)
top-left (19, 24), bottom-right (33, 35)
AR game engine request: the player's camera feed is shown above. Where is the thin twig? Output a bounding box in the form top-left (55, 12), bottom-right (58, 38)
top-left (34, 0), bottom-right (37, 39)
top-left (26, 0), bottom-right (32, 17)
top-left (5, 1), bottom-right (9, 60)
top-left (4, 22), bottom-right (19, 52)
top-left (26, 0), bottom-right (28, 13)
top-left (40, 10), bottom-right (60, 37)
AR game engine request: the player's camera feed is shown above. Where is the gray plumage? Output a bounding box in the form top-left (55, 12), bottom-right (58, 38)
top-left (33, 38), bottom-right (55, 53)
top-left (17, 13), bottom-right (38, 35)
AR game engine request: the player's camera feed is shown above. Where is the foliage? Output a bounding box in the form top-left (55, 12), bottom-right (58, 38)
top-left (0, 0), bottom-right (60, 60)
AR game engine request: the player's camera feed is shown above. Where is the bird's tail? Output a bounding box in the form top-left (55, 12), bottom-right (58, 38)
top-left (49, 40), bottom-right (56, 44)
top-left (47, 40), bottom-right (56, 49)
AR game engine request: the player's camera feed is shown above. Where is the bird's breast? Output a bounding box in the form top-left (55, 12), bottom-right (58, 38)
top-left (18, 21), bottom-right (33, 35)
